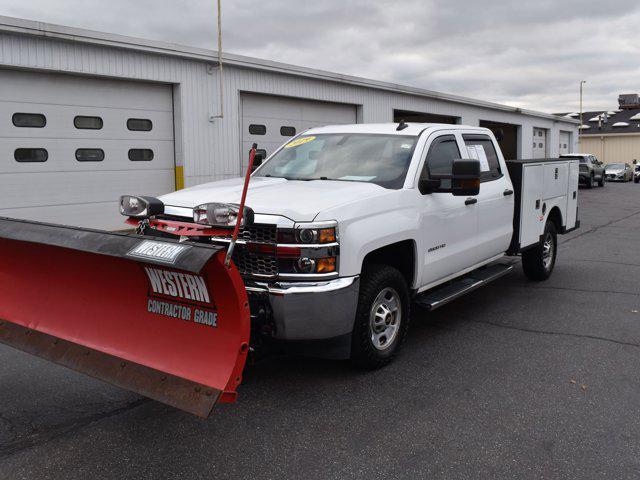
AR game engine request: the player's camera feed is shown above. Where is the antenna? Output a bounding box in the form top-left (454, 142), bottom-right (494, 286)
top-left (396, 119), bottom-right (408, 131)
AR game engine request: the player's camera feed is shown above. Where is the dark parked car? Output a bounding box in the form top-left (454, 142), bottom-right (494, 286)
top-left (560, 153), bottom-right (605, 188)
top-left (605, 163), bottom-right (634, 182)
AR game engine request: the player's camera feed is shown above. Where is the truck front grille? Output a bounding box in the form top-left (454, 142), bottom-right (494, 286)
top-left (232, 249), bottom-right (278, 277)
top-left (212, 224), bottom-right (277, 244)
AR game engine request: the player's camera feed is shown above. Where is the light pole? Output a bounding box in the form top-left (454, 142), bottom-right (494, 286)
top-left (579, 80), bottom-right (586, 148)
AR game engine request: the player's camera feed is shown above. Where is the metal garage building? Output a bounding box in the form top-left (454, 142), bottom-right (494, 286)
top-left (0, 16), bottom-right (579, 229)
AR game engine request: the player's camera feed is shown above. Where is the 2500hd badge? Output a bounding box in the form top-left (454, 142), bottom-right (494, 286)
top-left (144, 267), bottom-right (218, 327)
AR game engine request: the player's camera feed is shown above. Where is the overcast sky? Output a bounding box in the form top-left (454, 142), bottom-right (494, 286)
top-left (1, 0), bottom-right (638, 113)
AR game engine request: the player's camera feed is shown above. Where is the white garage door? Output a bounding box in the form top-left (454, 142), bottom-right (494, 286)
top-left (532, 128), bottom-right (547, 159)
top-left (0, 69), bottom-right (175, 230)
top-left (559, 131), bottom-right (571, 155)
top-left (241, 93), bottom-right (357, 168)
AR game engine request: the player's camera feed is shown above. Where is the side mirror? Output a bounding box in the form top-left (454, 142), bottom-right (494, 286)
top-left (418, 178), bottom-right (441, 194)
top-left (451, 158), bottom-right (481, 196)
top-left (418, 159), bottom-right (481, 196)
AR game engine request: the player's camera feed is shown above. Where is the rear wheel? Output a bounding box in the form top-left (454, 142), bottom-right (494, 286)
top-left (522, 221), bottom-right (557, 281)
top-left (351, 264), bottom-right (410, 369)
top-left (585, 174), bottom-right (593, 189)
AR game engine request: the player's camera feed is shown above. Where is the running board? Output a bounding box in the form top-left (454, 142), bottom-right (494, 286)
top-left (414, 262), bottom-right (514, 311)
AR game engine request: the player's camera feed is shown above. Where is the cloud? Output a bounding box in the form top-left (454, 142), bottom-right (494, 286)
top-left (0, 0), bottom-right (638, 112)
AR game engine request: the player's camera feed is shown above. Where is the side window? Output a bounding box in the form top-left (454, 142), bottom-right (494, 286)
top-left (127, 119), bottom-right (153, 132)
top-left (249, 124), bottom-right (266, 135)
top-left (421, 134), bottom-right (460, 189)
top-left (74, 116), bottom-right (103, 130)
top-left (462, 134), bottom-right (502, 181)
top-left (13, 113), bottom-right (46, 128)
top-left (280, 126), bottom-right (296, 137)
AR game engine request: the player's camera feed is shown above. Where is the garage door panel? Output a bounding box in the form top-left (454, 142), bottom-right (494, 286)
top-left (0, 139), bottom-right (174, 173)
top-left (0, 169), bottom-right (174, 209)
top-left (0, 69), bottom-right (175, 229)
top-left (241, 93), bottom-right (357, 166)
top-left (1, 101), bottom-right (174, 141)
top-left (559, 131), bottom-right (571, 155)
top-left (0, 70), bottom-right (173, 112)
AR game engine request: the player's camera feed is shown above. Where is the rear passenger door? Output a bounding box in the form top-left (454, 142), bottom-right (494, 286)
top-left (462, 133), bottom-right (514, 262)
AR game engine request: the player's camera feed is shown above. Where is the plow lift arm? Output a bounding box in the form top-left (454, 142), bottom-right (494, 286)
top-left (0, 145), bottom-right (259, 418)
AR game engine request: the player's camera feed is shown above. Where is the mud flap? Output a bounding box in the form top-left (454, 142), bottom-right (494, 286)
top-left (0, 217), bottom-right (250, 418)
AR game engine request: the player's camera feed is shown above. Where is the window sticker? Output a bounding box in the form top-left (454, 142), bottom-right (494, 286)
top-left (466, 145), bottom-right (490, 172)
top-left (284, 136), bottom-right (316, 148)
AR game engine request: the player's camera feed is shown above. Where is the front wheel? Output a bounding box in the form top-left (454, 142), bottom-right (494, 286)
top-left (585, 175), bottom-right (593, 189)
top-left (635, 177), bottom-right (639, 184)
top-left (598, 175), bottom-right (605, 187)
top-left (350, 264), bottom-right (410, 369)
top-left (522, 221), bottom-right (557, 281)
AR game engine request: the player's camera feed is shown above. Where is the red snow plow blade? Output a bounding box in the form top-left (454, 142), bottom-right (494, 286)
top-left (0, 217), bottom-right (250, 418)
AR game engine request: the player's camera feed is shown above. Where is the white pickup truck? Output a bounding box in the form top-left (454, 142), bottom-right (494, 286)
top-left (135, 123), bottom-right (580, 368)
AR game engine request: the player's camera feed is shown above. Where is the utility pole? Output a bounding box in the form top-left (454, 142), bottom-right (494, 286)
top-left (579, 80), bottom-right (586, 148)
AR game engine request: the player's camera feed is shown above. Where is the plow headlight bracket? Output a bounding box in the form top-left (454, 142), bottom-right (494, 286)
top-left (193, 203), bottom-right (255, 228)
top-left (119, 195), bottom-right (164, 218)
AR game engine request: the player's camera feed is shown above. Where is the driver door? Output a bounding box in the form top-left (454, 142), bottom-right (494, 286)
top-left (419, 132), bottom-right (479, 288)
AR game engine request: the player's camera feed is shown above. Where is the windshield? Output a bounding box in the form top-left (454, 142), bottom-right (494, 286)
top-left (255, 133), bottom-right (418, 189)
top-left (606, 163), bottom-right (625, 170)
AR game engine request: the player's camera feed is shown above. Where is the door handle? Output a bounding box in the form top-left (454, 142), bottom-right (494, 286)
top-left (465, 198), bottom-right (477, 205)
top-left (503, 189), bottom-right (514, 196)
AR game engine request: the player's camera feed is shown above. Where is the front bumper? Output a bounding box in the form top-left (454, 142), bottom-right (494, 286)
top-left (246, 276), bottom-right (360, 342)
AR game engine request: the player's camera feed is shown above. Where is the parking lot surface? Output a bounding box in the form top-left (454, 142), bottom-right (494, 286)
top-left (1, 182), bottom-right (640, 479)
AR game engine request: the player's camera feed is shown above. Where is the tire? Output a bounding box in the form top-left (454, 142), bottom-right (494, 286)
top-left (598, 174), bottom-right (605, 187)
top-left (635, 177), bottom-right (639, 184)
top-left (350, 264), bottom-right (410, 369)
top-left (522, 221), bottom-right (557, 281)
top-left (585, 174), bottom-right (593, 189)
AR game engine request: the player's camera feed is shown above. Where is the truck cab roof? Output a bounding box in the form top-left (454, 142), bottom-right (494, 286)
top-left (304, 122), bottom-right (492, 136)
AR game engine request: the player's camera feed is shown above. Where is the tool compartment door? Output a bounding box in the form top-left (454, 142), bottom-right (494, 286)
top-left (542, 162), bottom-right (569, 200)
top-left (565, 160), bottom-right (579, 229)
top-left (520, 163), bottom-right (544, 249)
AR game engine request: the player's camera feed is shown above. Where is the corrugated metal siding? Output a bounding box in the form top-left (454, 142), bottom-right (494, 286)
top-left (580, 135), bottom-right (640, 164)
top-left (0, 30), bottom-right (579, 189)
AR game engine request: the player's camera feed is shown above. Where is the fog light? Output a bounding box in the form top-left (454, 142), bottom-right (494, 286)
top-left (193, 203), bottom-right (254, 227)
top-left (297, 257), bottom-right (316, 273)
top-left (119, 195), bottom-right (164, 218)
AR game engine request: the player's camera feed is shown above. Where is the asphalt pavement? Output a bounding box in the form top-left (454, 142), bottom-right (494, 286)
top-left (1, 181), bottom-right (640, 479)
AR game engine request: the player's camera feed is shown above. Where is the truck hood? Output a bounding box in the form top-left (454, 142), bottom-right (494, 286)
top-left (159, 176), bottom-right (386, 221)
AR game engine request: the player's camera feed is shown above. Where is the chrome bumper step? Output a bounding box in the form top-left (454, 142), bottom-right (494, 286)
top-left (414, 262), bottom-right (514, 311)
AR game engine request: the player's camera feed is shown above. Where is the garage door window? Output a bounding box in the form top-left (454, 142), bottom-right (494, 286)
top-left (128, 149), bottom-right (154, 161)
top-left (249, 124), bottom-right (266, 135)
top-left (15, 148), bottom-right (48, 162)
top-left (280, 126), bottom-right (296, 137)
top-left (74, 116), bottom-right (103, 130)
top-left (76, 148), bottom-right (105, 162)
top-left (12, 113), bottom-right (46, 128)
top-left (462, 134), bottom-right (502, 182)
top-left (127, 118), bottom-right (153, 131)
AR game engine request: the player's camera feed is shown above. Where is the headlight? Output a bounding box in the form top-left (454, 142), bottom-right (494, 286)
top-left (193, 203), bottom-right (254, 227)
top-left (119, 195), bottom-right (164, 218)
top-left (296, 227), bottom-right (336, 244)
